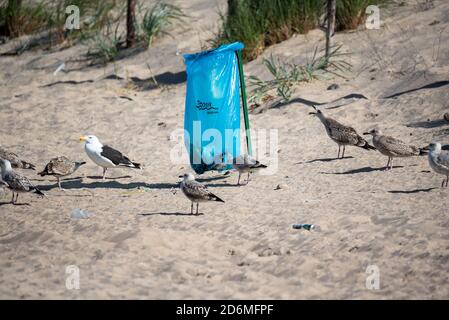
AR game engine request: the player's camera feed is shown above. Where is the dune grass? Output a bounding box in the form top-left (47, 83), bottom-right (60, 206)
top-left (139, 1), bottom-right (185, 47)
top-left (213, 0), bottom-right (322, 62)
top-left (0, 0), bottom-right (123, 46)
top-left (248, 45), bottom-right (351, 105)
top-left (335, 0), bottom-right (387, 30)
top-left (213, 0), bottom-right (389, 62)
top-left (0, 0), bottom-right (51, 38)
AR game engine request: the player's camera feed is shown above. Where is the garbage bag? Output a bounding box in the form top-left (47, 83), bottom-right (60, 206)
top-left (183, 42), bottom-right (244, 174)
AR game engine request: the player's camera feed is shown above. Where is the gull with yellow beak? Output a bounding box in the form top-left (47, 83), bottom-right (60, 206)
top-left (79, 135), bottom-right (142, 180)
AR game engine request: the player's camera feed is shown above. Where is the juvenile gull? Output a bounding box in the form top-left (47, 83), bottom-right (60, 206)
top-left (80, 135), bottom-right (142, 180)
top-left (232, 154), bottom-right (267, 185)
top-left (363, 129), bottom-right (428, 170)
top-left (428, 142), bottom-right (449, 188)
top-left (179, 173), bottom-right (224, 215)
top-left (0, 159), bottom-right (45, 204)
top-left (0, 146), bottom-right (35, 170)
top-left (38, 156), bottom-right (86, 189)
top-left (309, 106), bottom-right (375, 158)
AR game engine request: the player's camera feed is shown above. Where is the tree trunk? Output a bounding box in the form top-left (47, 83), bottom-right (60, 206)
top-left (325, 0), bottom-right (336, 59)
top-left (126, 0), bottom-right (137, 48)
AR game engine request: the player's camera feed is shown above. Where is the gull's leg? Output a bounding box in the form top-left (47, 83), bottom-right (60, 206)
top-left (337, 145), bottom-right (341, 159)
top-left (191, 202), bottom-right (193, 215)
top-left (15, 193), bottom-right (19, 204)
top-left (237, 172), bottom-right (241, 185)
top-left (342, 146), bottom-right (346, 158)
top-left (384, 157), bottom-right (390, 171)
top-left (11, 192), bottom-right (15, 204)
top-left (57, 177), bottom-right (62, 190)
top-left (390, 158), bottom-right (394, 170)
top-left (446, 176), bottom-right (449, 188)
top-left (196, 203), bottom-right (199, 215)
top-left (442, 179), bottom-right (445, 188)
top-left (246, 172), bottom-right (250, 184)
top-left (102, 168), bottom-right (107, 181)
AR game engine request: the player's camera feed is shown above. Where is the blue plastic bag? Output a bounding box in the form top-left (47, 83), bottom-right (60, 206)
top-left (183, 42), bottom-right (244, 174)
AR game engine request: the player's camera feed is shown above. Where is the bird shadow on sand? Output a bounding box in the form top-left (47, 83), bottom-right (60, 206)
top-left (320, 166), bottom-right (404, 174)
top-left (55, 180), bottom-right (179, 191)
top-left (138, 212), bottom-right (204, 217)
top-left (406, 119), bottom-right (447, 129)
top-left (0, 202), bottom-right (30, 206)
top-left (204, 182), bottom-right (240, 188)
top-left (38, 180), bottom-right (151, 191)
top-left (388, 187), bottom-right (436, 194)
top-left (298, 156), bottom-right (354, 164)
top-left (85, 175), bottom-right (132, 180)
top-left (197, 173), bottom-right (232, 182)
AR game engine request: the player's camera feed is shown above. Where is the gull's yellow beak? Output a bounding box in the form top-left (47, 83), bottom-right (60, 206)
top-left (79, 136), bottom-right (87, 142)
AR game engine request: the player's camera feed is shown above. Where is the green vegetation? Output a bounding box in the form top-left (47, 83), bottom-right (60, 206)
top-left (213, 0), bottom-right (388, 62)
top-left (0, 0), bottom-right (184, 63)
top-left (335, 0), bottom-right (381, 30)
top-left (140, 1), bottom-right (185, 47)
top-left (248, 45), bottom-right (351, 105)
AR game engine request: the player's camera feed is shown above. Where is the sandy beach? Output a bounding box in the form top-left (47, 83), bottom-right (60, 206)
top-left (1, 0), bottom-right (449, 299)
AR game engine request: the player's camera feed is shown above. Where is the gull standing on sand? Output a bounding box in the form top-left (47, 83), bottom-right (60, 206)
top-left (309, 106), bottom-right (375, 158)
top-left (0, 146), bottom-right (35, 170)
top-left (0, 159), bottom-right (45, 204)
top-left (232, 154), bottom-right (267, 185)
top-left (363, 129), bottom-right (428, 170)
top-left (179, 173), bottom-right (224, 215)
top-left (80, 135), bottom-right (142, 180)
top-left (427, 142), bottom-right (449, 188)
top-left (38, 156), bottom-right (86, 189)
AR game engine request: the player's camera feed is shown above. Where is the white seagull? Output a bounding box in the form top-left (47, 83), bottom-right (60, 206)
top-left (80, 135), bottom-right (142, 180)
top-left (428, 142), bottom-right (449, 188)
top-left (0, 159), bottom-right (45, 204)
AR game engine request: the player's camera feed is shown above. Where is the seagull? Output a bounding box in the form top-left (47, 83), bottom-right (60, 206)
top-left (309, 106), bottom-right (375, 158)
top-left (179, 173), bottom-right (224, 215)
top-left (38, 156), bottom-right (86, 189)
top-left (232, 154), bottom-right (267, 185)
top-left (0, 146), bottom-right (35, 170)
top-left (428, 142), bottom-right (449, 188)
top-left (363, 129), bottom-right (428, 170)
top-left (79, 135), bottom-right (142, 180)
top-left (0, 159), bottom-right (45, 204)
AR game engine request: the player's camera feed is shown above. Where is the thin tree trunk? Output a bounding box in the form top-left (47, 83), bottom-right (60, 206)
top-left (325, 0), bottom-right (336, 59)
top-left (126, 0), bottom-right (137, 48)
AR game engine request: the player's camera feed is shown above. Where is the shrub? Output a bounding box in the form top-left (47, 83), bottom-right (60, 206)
top-left (140, 1), bottom-right (185, 47)
top-left (213, 0), bottom-right (389, 62)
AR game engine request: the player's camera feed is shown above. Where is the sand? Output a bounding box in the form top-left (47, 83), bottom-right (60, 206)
top-left (1, 0), bottom-right (449, 299)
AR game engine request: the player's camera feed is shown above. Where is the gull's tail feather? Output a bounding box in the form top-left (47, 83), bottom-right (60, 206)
top-left (38, 167), bottom-right (49, 177)
top-left (211, 193), bottom-right (225, 203)
top-left (119, 158), bottom-right (142, 169)
top-left (253, 161), bottom-right (268, 169)
top-left (419, 146), bottom-right (429, 155)
top-left (131, 161), bottom-right (142, 169)
top-left (360, 141), bottom-right (376, 150)
top-left (33, 187), bottom-right (45, 198)
top-left (22, 161), bottom-right (36, 170)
